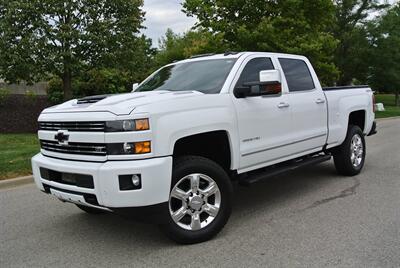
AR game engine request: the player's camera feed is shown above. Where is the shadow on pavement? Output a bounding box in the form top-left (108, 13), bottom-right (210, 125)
top-left (52, 162), bottom-right (344, 247)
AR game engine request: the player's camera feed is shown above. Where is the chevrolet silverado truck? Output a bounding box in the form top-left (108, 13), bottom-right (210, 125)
top-left (32, 52), bottom-right (377, 244)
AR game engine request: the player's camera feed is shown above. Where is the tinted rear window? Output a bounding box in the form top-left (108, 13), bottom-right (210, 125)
top-left (279, 58), bottom-right (315, 92)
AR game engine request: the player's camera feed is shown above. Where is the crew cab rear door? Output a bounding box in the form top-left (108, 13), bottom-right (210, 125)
top-left (277, 56), bottom-right (328, 153)
top-left (231, 56), bottom-right (292, 171)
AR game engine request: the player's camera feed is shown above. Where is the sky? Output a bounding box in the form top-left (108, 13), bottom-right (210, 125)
top-left (142, 0), bottom-right (196, 47)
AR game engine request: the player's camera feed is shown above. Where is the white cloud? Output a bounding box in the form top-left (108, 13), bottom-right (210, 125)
top-left (142, 0), bottom-right (197, 47)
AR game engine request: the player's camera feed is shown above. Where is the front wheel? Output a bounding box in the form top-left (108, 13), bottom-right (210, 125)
top-left (333, 125), bottom-right (366, 176)
top-left (159, 156), bottom-right (233, 244)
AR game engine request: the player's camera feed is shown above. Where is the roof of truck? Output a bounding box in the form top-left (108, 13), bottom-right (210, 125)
top-left (175, 51), bottom-right (305, 64)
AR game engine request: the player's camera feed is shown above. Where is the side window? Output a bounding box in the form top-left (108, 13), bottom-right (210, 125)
top-left (235, 57), bottom-right (274, 88)
top-left (279, 58), bottom-right (315, 92)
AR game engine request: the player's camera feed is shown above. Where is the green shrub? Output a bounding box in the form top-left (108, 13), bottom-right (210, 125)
top-left (25, 89), bottom-right (37, 102)
top-left (76, 68), bottom-right (129, 97)
top-left (46, 68), bottom-right (130, 104)
top-left (0, 88), bottom-right (11, 105)
top-left (46, 77), bottom-right (64, 104)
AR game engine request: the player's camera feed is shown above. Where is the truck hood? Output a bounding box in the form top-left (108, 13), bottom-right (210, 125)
top-left (42, 90), bottom-right (204, 115)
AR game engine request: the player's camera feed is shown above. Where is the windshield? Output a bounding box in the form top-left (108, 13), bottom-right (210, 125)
top-left (135, 59), bottom-right (237, 94)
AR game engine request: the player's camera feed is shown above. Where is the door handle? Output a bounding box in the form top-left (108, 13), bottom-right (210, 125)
top-left (277, 102), bottom-right (290, 108)
top-left (316, 98), bottom-right (325, 104)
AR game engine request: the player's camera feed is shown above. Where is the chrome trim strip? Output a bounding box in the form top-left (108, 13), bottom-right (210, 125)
top-left (41, 141), bottom-right (106, 150)
top-left (242, 133), bottom-right (327, 157)
top-left (38, 121), bottom-right (106, 132)
top-left (40, 140), bottom-right (107, 156)
top-left (41, 146), bottom-right (106, 155)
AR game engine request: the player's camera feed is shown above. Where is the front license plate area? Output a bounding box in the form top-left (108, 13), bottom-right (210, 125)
top-left (50, 188), bottom-right (86, 204)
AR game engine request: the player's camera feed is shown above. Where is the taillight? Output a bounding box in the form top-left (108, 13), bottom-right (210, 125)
top-left (372, 94), bottom-right (376, 113)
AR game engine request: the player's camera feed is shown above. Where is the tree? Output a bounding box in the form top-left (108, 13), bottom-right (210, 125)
top-left (0, 0), bottom-right (148, 100)
top-left (155, 29), bottom-right (227, 66)
top-left (332, 0), bottom-right (387, 85)
top-left (369, 3), bottom-right (400, 106)
top-left (183, 0), bottom-right (339, 85)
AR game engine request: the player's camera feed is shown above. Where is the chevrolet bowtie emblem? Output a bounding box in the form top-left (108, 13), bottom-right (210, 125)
top-left (54, 130), bottom-right (69, 145)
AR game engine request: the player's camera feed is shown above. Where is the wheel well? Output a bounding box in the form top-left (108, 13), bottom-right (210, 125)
top-left (348, 110), bottom-right (365, 132)
top-left (173, 131), bottom-right (232, 171)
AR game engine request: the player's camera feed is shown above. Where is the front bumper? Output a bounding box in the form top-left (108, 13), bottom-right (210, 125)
top-left (32, 153), bottom-right (172, 209)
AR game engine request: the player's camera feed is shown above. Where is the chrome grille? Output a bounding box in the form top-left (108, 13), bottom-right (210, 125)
top-left (40, 140), bottom-right (107, 156)
top-left (39, 121), bottom-right (105, 132)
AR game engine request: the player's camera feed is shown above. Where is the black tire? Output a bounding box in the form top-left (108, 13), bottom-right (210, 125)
top-left (76, 204), bottom-right (107, 214)
top-left (332, 125), bottom-right (366, 176)
top-left (159, 156), bottom-right (233, 244)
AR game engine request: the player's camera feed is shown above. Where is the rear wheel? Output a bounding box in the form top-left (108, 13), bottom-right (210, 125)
top-left (76, 204), bottom-right (107, 214)
top-left (160, 156), bottom-right (233, 244)
top-left (333, 125), bottom-right (366, 176)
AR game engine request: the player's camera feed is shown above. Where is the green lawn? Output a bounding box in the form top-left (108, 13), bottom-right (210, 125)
top-left (375, 94), bottom-right (400, 119)
top-left (0, 134), bottom-right (39, 180)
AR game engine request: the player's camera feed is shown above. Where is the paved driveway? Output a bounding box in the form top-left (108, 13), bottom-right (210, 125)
top-left (1, 118), bottom-right (399, 267)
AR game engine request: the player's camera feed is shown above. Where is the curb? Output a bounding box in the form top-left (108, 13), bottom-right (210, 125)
top-left (0, 175), bottom-right (34, 190)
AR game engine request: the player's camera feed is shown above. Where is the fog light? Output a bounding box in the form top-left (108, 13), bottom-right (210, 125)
top-left (119, 174), bottom-right (141, 191)
top-left (131, 174), bottom-right (140, 186)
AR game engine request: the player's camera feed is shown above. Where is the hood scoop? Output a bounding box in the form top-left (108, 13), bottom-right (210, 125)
top-left (77, 94), bottom-right (113, 104)
top-left (43, 90), bottom-right (203, 115)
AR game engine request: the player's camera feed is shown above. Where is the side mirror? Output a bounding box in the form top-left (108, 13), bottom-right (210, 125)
top-left (259, 69), bottom-right (281, 84)
top-left (233, 87), bottom-right (251, 98)
top-left (234, 69), bottom-right (282, 98)
top-left (131, 83), bottom-right (139, 92)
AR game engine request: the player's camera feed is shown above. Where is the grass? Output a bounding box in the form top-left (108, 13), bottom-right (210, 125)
top-left (0, 134), bottom-right (39, 180)
top-left (375, 94), bottom-right (400, 119)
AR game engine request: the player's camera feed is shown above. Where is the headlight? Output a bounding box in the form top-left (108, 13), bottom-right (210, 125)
top-left (105, 119), bottom-right (149, 132)
top-left (107, 141), bottom-right (151, 155)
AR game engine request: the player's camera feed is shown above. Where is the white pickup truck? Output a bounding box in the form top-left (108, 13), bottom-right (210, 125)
top-left (32, 52), bottom-right (377, 244)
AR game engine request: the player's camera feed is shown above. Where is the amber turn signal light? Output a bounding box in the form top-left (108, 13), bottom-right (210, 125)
top-left (134, 141), bottom-right (151, 154)
top-left (135, 119), bottom-right (150, 131)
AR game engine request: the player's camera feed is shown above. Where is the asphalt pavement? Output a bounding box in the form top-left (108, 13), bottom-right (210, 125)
top-left (1, 118), bottom-right (399, 267)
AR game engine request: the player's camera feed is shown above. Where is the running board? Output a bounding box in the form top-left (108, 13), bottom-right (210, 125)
top-left (238, 154), bottom-right (332, 186)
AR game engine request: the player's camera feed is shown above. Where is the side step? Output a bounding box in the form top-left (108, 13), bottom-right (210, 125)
top-left (238, 154), bottom-right (332, 186)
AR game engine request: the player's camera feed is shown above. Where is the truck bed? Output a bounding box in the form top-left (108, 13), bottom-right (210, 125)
top-left (323, 85), bottom-right (374, 149)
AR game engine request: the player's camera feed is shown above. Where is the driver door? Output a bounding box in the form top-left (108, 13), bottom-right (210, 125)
top-left (231, 56), bottom-right (293, 171)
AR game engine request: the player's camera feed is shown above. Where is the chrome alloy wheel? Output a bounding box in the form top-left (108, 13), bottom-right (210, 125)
top-left (169, 173), bottom-right (221, 231)
top-left (350, 134), bottom-right (364, 167)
